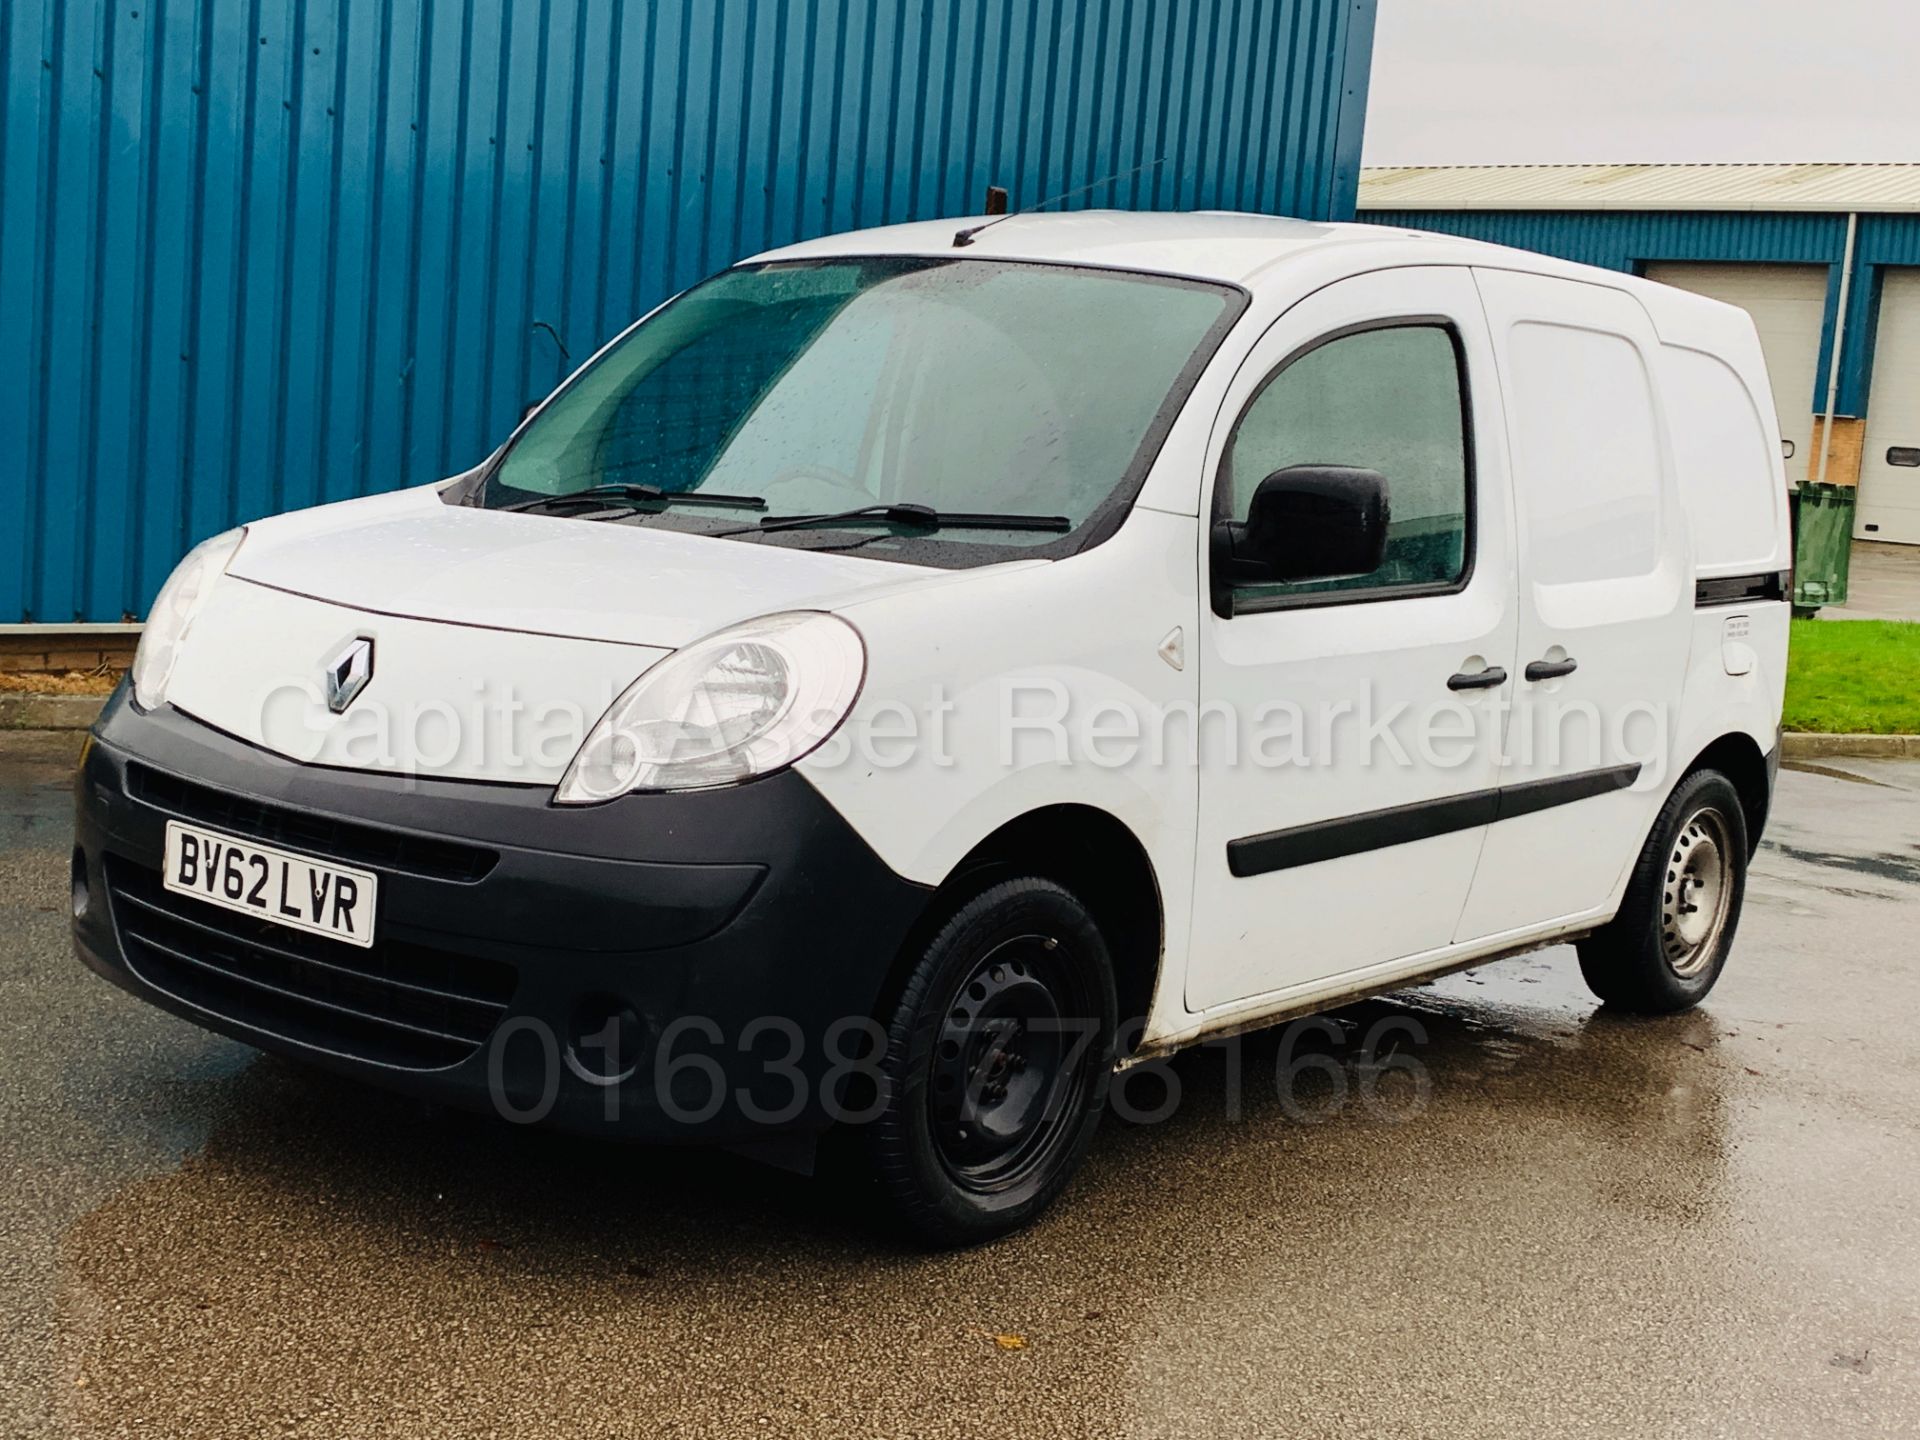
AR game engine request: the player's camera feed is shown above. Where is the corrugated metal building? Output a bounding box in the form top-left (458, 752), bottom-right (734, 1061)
top-left (3, 0), bottom-right (1378, 624)
top-left (1362, 163), bottom-right (1920, 547)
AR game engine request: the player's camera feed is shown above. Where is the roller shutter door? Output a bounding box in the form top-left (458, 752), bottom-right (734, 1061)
top-left (1858, 268), bottom-right (1920, 544)
top-left (1644, 263), bottom-right (1827, 463)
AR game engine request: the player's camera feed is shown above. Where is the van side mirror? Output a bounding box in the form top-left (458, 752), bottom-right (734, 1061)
top-left (1214, 465), bottom-right (1391, 598)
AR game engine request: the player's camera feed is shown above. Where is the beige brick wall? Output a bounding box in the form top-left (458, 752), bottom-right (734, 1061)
top-left (0, 634), bottom-right (138, 674)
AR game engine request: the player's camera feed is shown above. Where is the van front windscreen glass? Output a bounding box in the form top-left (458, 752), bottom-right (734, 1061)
top-left (475, 257), bottom-right (1239, 564)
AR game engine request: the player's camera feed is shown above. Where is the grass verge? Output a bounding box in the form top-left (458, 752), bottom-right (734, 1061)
top-left (1784, 619), bottom-right (1920, 734)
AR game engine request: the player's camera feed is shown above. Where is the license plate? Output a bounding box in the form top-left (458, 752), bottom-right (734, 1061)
top-left (162, 821), bottom-right (378, 949)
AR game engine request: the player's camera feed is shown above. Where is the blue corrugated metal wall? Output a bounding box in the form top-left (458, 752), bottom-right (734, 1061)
top-left (2, 0), bottom-right (1376, 623)
top-left (1364, 207), bottom-right (1920, 421)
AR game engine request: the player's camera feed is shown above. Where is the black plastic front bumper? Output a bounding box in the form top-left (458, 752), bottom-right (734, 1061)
top-left (72, 686), bottom-right (932, 1145)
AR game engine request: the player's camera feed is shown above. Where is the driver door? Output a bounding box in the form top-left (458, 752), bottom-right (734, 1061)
top-left (1184, 267), bottom-right (1518, 1013)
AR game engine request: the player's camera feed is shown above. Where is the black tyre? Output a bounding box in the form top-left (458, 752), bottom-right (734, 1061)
top-left (863, 878), bottom-right (1117, 1246)
top-left (1577, 768), bottom-right (1749, 1013)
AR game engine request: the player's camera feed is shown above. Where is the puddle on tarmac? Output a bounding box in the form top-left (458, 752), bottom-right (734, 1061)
top-left (1767, 841), bottom-right (1920, 887)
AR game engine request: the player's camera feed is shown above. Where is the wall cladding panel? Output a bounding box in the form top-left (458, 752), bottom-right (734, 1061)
top-left (3, 0), bottom-right (1375, 621)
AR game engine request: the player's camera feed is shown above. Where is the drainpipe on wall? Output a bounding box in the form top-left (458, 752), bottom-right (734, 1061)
top-left (1815, 211), bottom-right (1860, 488)
top-left (1799, 210), bottom-right (1862, 612)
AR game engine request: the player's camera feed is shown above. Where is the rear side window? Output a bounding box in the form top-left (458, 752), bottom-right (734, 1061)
top-left (1223, 324), bottom-right (1471, 602)
top-left (1658, 346), bottom-right (1780, 571)
top-left (1507, 322), bottom-right (1663, 582)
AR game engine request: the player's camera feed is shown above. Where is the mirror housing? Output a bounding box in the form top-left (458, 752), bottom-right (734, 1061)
top-left (1212, 465), bottom-right (1391, 608)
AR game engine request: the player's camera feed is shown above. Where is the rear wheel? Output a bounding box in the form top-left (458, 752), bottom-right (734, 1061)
top-left (1578, 769), bottom-right (1749, 1013)
top-left (863, 878), bottom-right (1117, 1246)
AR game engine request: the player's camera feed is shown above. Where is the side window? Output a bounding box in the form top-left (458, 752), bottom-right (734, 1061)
top-left (1505, 321), bottom-right (1662, 583)
top-left (1657, 345), bottom-right (1777, 571)
top-left (1223, 324), bottom-right (1471, 603)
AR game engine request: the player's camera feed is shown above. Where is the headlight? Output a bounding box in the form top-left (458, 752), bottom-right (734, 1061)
top-left (130, 528), bottom-right (247, 711)
top-left (554, 611), bottom-right (866, 804)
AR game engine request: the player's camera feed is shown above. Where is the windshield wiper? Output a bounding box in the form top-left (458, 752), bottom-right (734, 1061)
top-left (714, 502), bottom-right (1072, 538)
top-left (500, 482), bottom-right (767, 515)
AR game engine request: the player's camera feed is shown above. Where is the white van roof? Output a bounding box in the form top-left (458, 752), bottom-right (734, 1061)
top-left (754, 212), bottom-right (1757, 331)
top-left (757, 212), bottom-right (1761, 330)
top-left (749, 210), bottom-right (1492, 285)
top-left (753, 209), bottom-right (1612, 286)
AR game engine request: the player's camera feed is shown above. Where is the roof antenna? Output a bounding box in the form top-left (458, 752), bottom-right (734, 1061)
top-left (952, 157), bottom-right (1166, 248)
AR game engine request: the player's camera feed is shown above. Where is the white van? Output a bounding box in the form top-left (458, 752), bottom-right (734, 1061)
top-left (73, 213), bottom-right (1790, 1243)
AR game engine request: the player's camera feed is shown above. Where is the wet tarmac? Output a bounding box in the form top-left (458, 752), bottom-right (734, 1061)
top-left (3, 729), bottom-right (1917, 1437)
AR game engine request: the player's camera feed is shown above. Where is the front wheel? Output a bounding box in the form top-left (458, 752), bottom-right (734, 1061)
top-left (1578, 769), bottom-right (1749, 1013)
top-left (862, 878), bottom-right (1118, 1246)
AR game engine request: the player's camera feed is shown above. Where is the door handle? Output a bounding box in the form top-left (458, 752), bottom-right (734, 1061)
top-left (1524, 656), bottom-right (1579, 682)
top-left (1446, 665), bottom-right (1508, 691)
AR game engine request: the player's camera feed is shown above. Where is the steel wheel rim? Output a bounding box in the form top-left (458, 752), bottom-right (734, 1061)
top-left (1661, 805), bottom-right (1735, 978)
top-left (929, 933), bottom-right (1096, 1196)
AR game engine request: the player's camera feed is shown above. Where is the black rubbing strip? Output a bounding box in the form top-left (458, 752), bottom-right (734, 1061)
top-left (1226, 789), bottom-right (1500, 878)
top-left (1493, 763), bottom-right (1642, 822)
top-left (1226, 762), bottom-right (1644, 878)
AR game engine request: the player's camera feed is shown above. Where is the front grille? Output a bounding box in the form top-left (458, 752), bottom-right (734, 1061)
top-left (126, 763), bottom-right (497, 883)
top-left (106, 858), bottom-right (516, 1070)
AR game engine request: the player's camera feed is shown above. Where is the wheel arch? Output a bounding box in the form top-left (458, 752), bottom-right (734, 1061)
top-left (1679, 730), bottom-right (1772, 857)
top-left (883, 804), bottom-right (1165, 1044)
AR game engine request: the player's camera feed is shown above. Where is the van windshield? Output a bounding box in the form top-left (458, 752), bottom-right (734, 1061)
top-left (474, 257), bottom-right (1241, 565)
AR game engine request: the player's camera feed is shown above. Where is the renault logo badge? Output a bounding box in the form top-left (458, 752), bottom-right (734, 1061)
top-left (324, 637), bottom-right (374, 714)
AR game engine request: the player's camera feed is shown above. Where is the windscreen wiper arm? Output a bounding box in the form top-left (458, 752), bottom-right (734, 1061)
top-left (714, 502), bottom-right (1073, 537)
top-left (501, 483), bottom-right (767, 514)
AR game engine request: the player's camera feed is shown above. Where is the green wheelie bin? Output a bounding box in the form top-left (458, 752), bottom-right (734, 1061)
top-left (1789, 481), bottom-right (1857, 615)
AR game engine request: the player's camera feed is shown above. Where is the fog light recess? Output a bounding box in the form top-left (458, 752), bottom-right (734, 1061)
top-left (565, 996), bottom-right (651, 1084)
